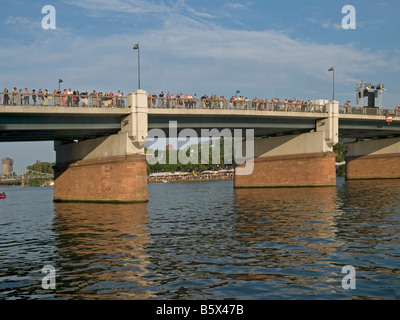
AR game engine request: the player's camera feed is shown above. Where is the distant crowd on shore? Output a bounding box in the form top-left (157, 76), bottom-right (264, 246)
top-left (148, 170), bottom-right (234, 183)
top-left (1, 87), bottom-right (126, 108)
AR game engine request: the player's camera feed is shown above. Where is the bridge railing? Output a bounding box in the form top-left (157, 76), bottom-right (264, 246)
top-left (339, 106), bottom-right (396, 116)
top-left (0, 92), bottom-right (129, 108)
top-left (148, 97), bottom-right (327, 113)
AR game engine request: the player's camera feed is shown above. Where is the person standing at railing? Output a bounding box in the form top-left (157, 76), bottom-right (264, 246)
top-left (178, 93), bottom-right (184, 109)
top-left (53, 89), bottom-right (60, 106)
top-left (121, 92), bottom-right (125, 107)
top-left (171, 93), bottom-right (176, 108)
top-left (32, 89), bottom-right (37, 106)
top-left (90, 90), bottom-right (98, 107)
top-left (229, 96), bottom-right (234, 109)
top-left (37, 89), bottom-right (43, 106)
top-left (57, 89), bottom-right (62, 106)
top-left (159, 91), bottom-right (165, 108)
top-left (185, 94), bottom-right (190, 109)
top-left (18, 89), bottom-right (23, 105)
top-left (220, 95), bottom-right (226, 109)
top-left (116, 90), bottom-right (122, 107)
top-left (307, 100), bottom-right (313, 112)
top-left (344, 102), bottom-right (351, 114)
top-left (43, 89), bottom-right (51, 106)
top-left (82, 92), bottom-right (89, 107)
top-left (11, 87), bottom-right (18, 106)
top-left (61, 89), bottom-right (67, 106)
top-left (72, 91), bottom-right (78, 107)
top-left (3, 88), bottom-right (10, 106)
top-left (23, 88), bottom-right (29, 105)
top-left (66, 88), bottom-right (72, 107)
top-left (166, 92), bottom-right (171, 109)
top-left (214, 94), bottom-right (219, 109)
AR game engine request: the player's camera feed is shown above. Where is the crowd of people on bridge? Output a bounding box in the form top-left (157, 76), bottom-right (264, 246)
top-left (148, 91), bottom-right (321, 112)
top-left (1, 87), bottom-right (127, 108)
top-left (1, 87), bottom-right (332, 112)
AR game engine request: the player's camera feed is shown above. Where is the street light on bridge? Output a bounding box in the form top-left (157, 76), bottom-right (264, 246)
top-left (58, 79), bottom-right (63, 92)
top-left (328, 67), bottom-right (334, 101)
top-left (236, 90), bottom-right (240, 99)
top-left (133, 43), bottom-right (141, 90)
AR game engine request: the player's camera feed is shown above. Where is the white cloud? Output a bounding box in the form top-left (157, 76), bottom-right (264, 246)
top-left (1, 3), bottom-right (399, 105)
top-left (225, 2), bottom-right (246, 9)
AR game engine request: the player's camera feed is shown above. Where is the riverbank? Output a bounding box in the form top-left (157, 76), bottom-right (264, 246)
top-left (148, 171), bottom-right (234, 183)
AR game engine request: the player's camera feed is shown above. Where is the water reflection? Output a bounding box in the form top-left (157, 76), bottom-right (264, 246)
top-left (335, 180), bottom-right (400, 299)
top-left (1, 180), bottom-right (399, 300)
top-left (52, 202), bottom-right (153, 299)
top-left (231, 187), bottom-right (343, 298)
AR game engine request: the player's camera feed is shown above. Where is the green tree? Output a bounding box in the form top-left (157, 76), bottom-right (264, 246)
top-left (27, 160), bottom-right (55, 174)
top-left (334, 142), bottom-right (346, 176)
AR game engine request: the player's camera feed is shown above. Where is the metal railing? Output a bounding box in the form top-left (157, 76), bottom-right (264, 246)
top-left (1, 91), bottom-right (336, 114)
top-left (147, 97), bottom-right (327, 113)
top-left (339, 106), bottom-right (396, 116)
top-left (0, 92), bottom-right (129, 108)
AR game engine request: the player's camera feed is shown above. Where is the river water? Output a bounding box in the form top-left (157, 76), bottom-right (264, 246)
top-left (0, 178), bottom-right (399, 300)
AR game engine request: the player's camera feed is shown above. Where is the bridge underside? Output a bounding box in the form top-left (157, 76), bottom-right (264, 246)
top-left (148, 113), bottom-right (322, 138)
top-left (339, 118), bottom-right (400, 140)
top-left (0, 107), bottom-right (127, 142)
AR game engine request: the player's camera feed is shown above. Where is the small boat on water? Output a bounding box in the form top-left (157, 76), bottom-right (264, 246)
top-left (0, 193), bottom-right (6, 199)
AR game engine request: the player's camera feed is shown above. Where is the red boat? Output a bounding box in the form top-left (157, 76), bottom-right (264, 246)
top-left (0, 194), bottom-right (6, 199)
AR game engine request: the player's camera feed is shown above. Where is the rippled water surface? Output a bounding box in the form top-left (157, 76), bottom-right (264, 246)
top-left (0, 178), bottom-right (399, 300)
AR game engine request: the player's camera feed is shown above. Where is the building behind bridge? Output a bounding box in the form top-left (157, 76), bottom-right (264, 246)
top-left (2, 158), bottom-right (14, 175)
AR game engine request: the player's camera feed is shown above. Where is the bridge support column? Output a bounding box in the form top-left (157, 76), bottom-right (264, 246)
top-left (346, 137), bottom-right (400, 180)
top-left (53, 90), bottom-right (149, 203)
top-left (234, 132), bottom-right (337, 188)
top-left (235, 100), bottom-right (339, 188)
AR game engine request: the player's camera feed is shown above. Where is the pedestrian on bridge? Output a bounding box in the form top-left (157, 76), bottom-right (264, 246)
top-left (32, 89), bottom-right (36, 106)
top-left (3, 88), bottom-right (10, 106)
top-left (11, 87), bottom-right (18, 106)
top-left (23, 88), bottom-right (29, 105)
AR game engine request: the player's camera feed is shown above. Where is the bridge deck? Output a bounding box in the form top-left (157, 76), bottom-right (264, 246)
top-left (0, 105), bottom-right (399, 142)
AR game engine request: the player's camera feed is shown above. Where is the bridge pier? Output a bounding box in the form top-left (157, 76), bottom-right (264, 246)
top-left (53, 90), bottom-right (149, 203)
top-left (346, 137), bottom-right (400, 180)
top-left (235, 100), bottom-right (339, 188)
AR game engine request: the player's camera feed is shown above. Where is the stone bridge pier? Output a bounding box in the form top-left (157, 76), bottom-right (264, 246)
top-left (346, 137), bottom-right (400, 180)
top-left (53, 90), bottom-right (149, 203)
top-left (235, 100), bottom-right (339, 188)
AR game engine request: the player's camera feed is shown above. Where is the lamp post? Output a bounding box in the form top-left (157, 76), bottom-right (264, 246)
top-left (328, 67), bottom-right (334, 101)
top-left (236, 90), bottom-right (240, 99)
top-left (133, 43), bottom-right (140, 90)
top-left (58, 79), bottom-right (63, 92)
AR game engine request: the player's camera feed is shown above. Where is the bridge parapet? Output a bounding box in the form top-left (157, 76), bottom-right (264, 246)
top-left (316, 100), bottom-right (339, 148)
top-left (121, 90), bottom-right (148, 149)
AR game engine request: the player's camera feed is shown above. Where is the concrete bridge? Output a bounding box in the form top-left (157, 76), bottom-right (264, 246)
top-left (1, 90), bottom-right (400, 203)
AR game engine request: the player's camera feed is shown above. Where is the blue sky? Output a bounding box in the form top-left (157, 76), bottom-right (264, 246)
top-left (1, 0), bottom-right (400, 170)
